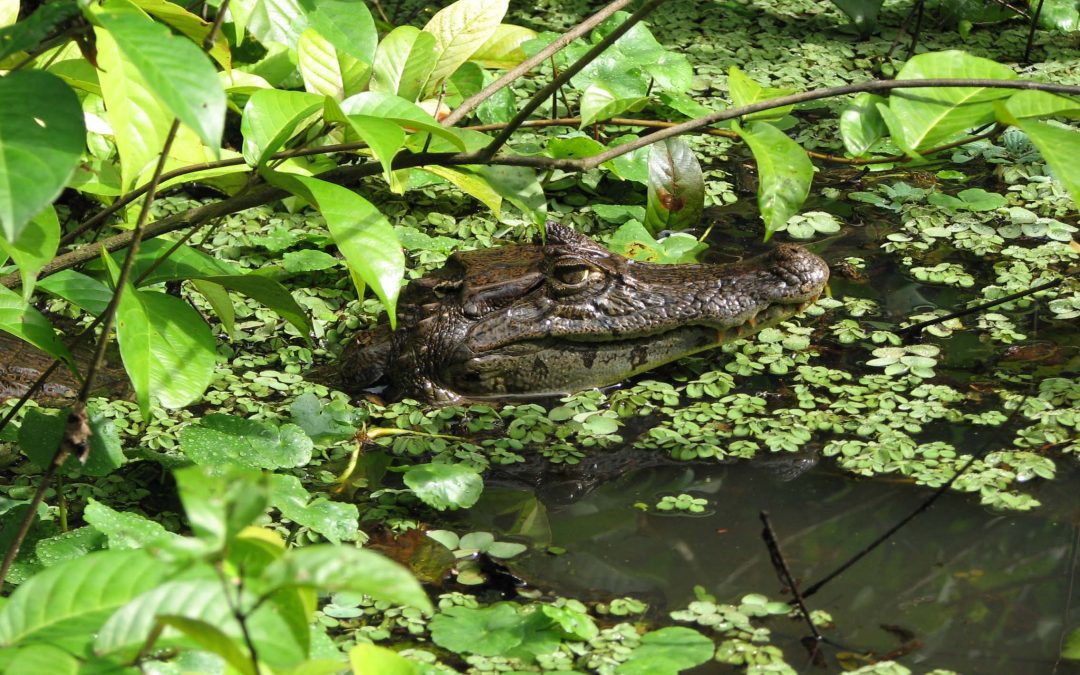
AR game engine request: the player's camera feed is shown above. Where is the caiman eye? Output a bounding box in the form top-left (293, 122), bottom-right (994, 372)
top-left (553, 263), bottom-right (592, 287)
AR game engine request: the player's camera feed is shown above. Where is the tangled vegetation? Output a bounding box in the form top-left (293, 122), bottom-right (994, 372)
top-left (0, 0), bottom-right (1078, 672)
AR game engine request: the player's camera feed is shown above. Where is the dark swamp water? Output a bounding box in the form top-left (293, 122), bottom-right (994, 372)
top-left (447, 206), bottom-right (1080, 673)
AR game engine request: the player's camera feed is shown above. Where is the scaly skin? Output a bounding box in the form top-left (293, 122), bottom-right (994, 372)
top-left (339, 221), bottom-right (830, 404)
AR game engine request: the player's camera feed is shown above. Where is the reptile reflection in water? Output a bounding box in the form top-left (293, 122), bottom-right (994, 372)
top-left (340, 221), bottom-right (829, 403)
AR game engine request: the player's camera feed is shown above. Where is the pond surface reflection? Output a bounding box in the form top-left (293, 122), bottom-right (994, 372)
top-left (464, 458), bottom-right (1080, 674)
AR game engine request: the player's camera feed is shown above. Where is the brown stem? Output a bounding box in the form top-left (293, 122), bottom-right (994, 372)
top-left (577, 78), bottom-right (1080, 170)
top-left (482, 0), bottom-right (668, 159)
top-left (440, 0), bottom-right (640, 127)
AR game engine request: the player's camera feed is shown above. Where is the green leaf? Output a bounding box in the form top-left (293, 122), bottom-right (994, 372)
top-left (93, 0), bottom-right (225, 150)
top-left (270, 474), bottom-right (359, 544)
top-left (84, 499), bottom-right (178, 549)
top-left (298, 28), bottom-right (370, 100)
top-left (34, 527), bottom-right (107, 568)
top-left (1064, 626), bottom-right (1080, 660)
top-left (889, 50), bottom-right (1016, 152)
top-left (999, 91), bottom-right (1080, 124)
top-left (420, 166), bottom-right (503, 216)
top-left (339, 91), bottom-right (466, 151)
top-left (158, 616), bottom-right (256, 675)
top-left (174, 464), bottom-right (270, 550)
top-left (1035, 0), bottom-right (1079, 30)
top-left (735, 121), bottom-right (814, 239)
top-left (281, 249), bottom-right (340, 273)
top-left (349, 644), bottom-right (417, 675)
top-left (0, 549), bottom-right (166, 651)
top-left (541, 604), bottom-right (598, 641)
top-left (94, 24), bottom-right (172, 192)
top-left (0, 1), bottom-right (80, 62)
top-left (0, 285), bottom-right (74, 370)
top-left (840, 93), bottom-right (888, 156)
top-left (324, 101), bottom-right (406, 183)
top-left (1016, 119), bottom-right (1080, 208)
top-left (262, 544), bottom-right (433, 613)
top-left (0, 206), bottom-right (59, 300)
top-left (36, 270), bottom-right (112, 316)
top-left (727, 66), bottom-right (794, 120)
top-left (403, 462), bottom-right (483, 511)
top-left (241, 0), bottom-right (305, 48)
top-left (241, 88), bottom-right (325, 168)
top-left (429, 604), bottom-right (527, 656)
top-left (370, 26), bottom-right (438, 102)
top-left (469, 23), bottom-right (536, 68)
top-left (645, 137), bottom-right (704, 233)
top-left (616, 627), bottom-right (715, 675)
top-left (307, 0), bottom-right (377, 64)
top-left (180, 413), bottom-right (314, 470)
top-left (261, 172), bottom-right (405, 326)
top-left (0, 70), bottom-right (84, 242)
top-left (190, 279), bottom-right (235, 337)
top-left (131, 0), bottom-right (231, 69)
top-left (23, 406), bottom-right (129, 479)
top-left (1, 644), bottom-right (79, 675)
top-left (421, 0), bottom-right (508, 97)
top-left (110, 280), bottom-right (216, 415)
top-left (198, 274), bottom-right (311, 337)
top-left (477, 165), bottom-right (546, 223)
top-left (579, 72), bottom-right (648, 128)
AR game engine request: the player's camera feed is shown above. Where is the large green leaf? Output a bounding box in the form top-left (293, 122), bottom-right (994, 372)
top-left (0, 70), bottom-right (84, 242)
top-left (324, 100), bottom-right (407, 183)
top-left (97, 577), bottom-right (308, 668)
top-left (0, 1), bottom-right (80, 62)
top-left (477, 165), bottom-right (546, 223)
top-left (94, 25), bottom-right (173, 192)
top-left (180, 413), bottom-right (314, 470)
top-left (174, 464), bottom-right (270, 551)
top-left (307, 0), bottom-right (377, 64)
top-left (262, 172), bottom-right (404, 325)
top-left (241, 0), bottom-right (306, 48)
top-left (104, 252), bottom-right (216, 415)
top-left (158, 616), bottom-right (256, 675)
top-left (403, 462), bottom-right (483, 511)
top-left (0, 549), bottom-right (166, 651)
top-left (19, 408), bottom-right (124, 477)
top-left (370, 26), bottom-right (438, 102)
top-left (888, 50), bottom-right (1016, 153)
top-left (727, 66), bottom-right (794, 120)
top-left (270, 474), bottom-right (359, 544)
top-left (350, 644), bottom-right (416, 675)
top-left (1016, 119), bottom-right (1080, 209)
top-left (261, 544), bottom-right (433, 614)
top-left (241, 88), bottom-right (325, 167)
top-left (131, 0), bottom-right (231, 68)
top-left (645, 137), bottom-right (704, 234)
top-left (84, 499), bottom-right (179, 549)
top-left (93, 0), bottom-right (225, 150)
top-left (998, 91), bottom-right (1080, 124)
top-left (420, 166), bottom-right (503, 216)
top-left (298, 28), bottom-right (370, 100)
top-left (616, 627), bottom-right (714, 675)
top-left (469, 23), bottom-right (536, 68)
top-left (0, 285), bottom-right (74, 370)
top-left (36, 270), bottom-right (113, 316)
top-left (1, 644), bottom-right (80, 675)
top-left (339, 91), bottom-right (465, 150)
top-left (0, 206), bottom-right (59, 300)
top-left (198, 274), bottom-right (311, 336)
top-left (735, 121), bottom-right (814, 239)
top-left (429, 604), bottom-right (530, 656)
top-left (421, 0), bottom-right (508, 97)
top-left (579, 79), bottom-right (648, 128)
top-left (840, 92), bottom-right (888, 156)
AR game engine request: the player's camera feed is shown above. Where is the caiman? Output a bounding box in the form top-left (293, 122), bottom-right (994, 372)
top-left (339, 221), bottom-right (829, 403)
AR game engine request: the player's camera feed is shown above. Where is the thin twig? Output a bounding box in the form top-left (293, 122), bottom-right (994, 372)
top-left (481, 0), bottom-right (668, 159)
top-left (900, 278), bottom-right (1062, 336)
top-left (1024, 0), bottom-right (1045, 63)
top-left (798, 391), bottom-right (1033, 600)
top-left (576, 78), bottom-right (1080, 170)
top-left (441, 0), bottom-right (640, 127)
top-left (760, 511), bottom-right (823, 645)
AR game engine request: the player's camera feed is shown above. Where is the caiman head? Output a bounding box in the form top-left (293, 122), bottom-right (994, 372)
top-left (339, 221), bottom-right (830, 403)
